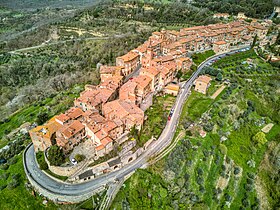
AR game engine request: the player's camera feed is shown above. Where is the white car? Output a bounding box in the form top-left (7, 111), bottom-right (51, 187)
top-left (71, 158), bottom-right (77, 165)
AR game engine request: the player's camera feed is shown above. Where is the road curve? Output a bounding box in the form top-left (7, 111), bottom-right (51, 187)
top-left (23, 46), bottom-right (249, 202)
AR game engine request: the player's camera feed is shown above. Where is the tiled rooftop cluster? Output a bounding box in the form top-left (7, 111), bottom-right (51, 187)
top-left (30, 19), bottom-right (270, 159)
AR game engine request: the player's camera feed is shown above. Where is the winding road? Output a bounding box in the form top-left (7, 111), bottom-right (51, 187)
top-left (23, 46), bottom-right (249, 202)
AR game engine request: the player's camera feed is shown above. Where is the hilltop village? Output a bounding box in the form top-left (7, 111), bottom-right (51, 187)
top-left (29, 19), bottom-right (273, 164)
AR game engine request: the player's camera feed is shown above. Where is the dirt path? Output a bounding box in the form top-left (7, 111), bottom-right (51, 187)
top-left (211, 85), bottom-right (226, 99)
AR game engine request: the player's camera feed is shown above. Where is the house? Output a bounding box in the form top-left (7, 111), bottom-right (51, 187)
top-left (116, 51), bottom-right (140, 76)
top-left (74, 88), bottom-right (115, 112)
top-left (159, 62), bottom-right (177, 86)
top-left (119, 80), bottom-right (138, 104)
top-left (29, 117), bottom-right (62, 152)
top-left (237, 12), bottom-right (247, 19)
top-left (213, 13), bottom-right (230, 19)
top-left (132, 75), bottom-right (153, 103)
top-left (140, 66), bottom-right (161, 91)
top-left (175, 57), bottom-right (193, 72)
top-left (164, 84), bottom-right (180, 96)
top-left (56, 120), bottom-right (86, 154)
top-left (74, 76), bottom-right (123, 112)
top-left (194, 75), bottom-right (212, 94)
top-left (99, 65), bottom-right (124, 83)
top-left (102, 100), bottom-right (144, 130)
top-left (55, 107), bottom-right (84, 125)
top-left (213, 41), bottom-right (230, 54)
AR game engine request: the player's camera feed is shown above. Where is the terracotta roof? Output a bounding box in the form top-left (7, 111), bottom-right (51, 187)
top-left (100, 65), bottom-right (124, 74)
top-left (177, 57), bottom-right (191, 62)
top-left (76, 88), bottom-right (115, 107)
top-left (101, 137), bottom-right (113, 146)
top-left (95, 130), bottom-right (107, 140)
top-left (84, 112), bottom-right (105, 124)
top-left (56, 107), bottom-right (84, 124)
top-left (165, 84), bottom-right (180, 91)
top-left (132, 75), bottom-right (152, 89)
top-left (196, 75), bottom-right (212, 84)
top-left (103, 99), bottom-right (144, 123)
top-left (96, 144), bottom-right (105, 151)
top-left (101, 120), bottom-right (118, 133)
top-left (31, 117), bottom-right (62, 139)
top-left (60, 120), bottom-right (84, 139)
top-left (141, 66), bottom-right (160, 76)
top-left (117, 51), bottom-right (139, 62)
top-left (119, 80), bottom-right (137, 102)
top-left (214, 40), bottom-right (227, 45)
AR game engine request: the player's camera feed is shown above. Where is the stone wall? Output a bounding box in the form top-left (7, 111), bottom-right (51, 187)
top-left (44, 150), bottom-right (83, 177)
top-left (23, 144), bottom-right (106, 203)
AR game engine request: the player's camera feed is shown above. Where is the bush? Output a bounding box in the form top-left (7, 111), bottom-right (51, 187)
top-left (248, 172), bottom-right (255, 179)
top-left (242, 198), bottom-right (250, 207)
top-left (219, 144), bottom-right (227, 155)
top-left (203, 123), bottom-right (214, 132)
top-left (0, 172), bottom-right (10, 180)
top-left (225, 193), bottom-right (232, 202)
top-left (75, 154), bottom-right (86, 162)
top-left (12, 173), bottom-right (20, 181)
top-left (7, 180), bottom-right (19, 190)
top-left (0, 164), bottom-right (9, 170)
top-left (252, 132), bottom-right (267, 147)
top-left (7, 157), bottom-right (18, 165)
top-left (234, 167), bottom-right (240, 175)
top-left (216, 72), bottom-right (223, 81)
top-left (197, 168), bottom-right (203, 176)
top-left (48, 145), bottom-right (65, 166)
top-left (0, 184), bottom-right (7, 191)
top-left (36, 151), bottom-right (49, 170)
top-left (245, 184), bottom-right (253, 192)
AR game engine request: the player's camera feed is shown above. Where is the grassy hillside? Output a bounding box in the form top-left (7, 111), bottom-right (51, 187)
top-left (111, 51), bottom-right (280, 210)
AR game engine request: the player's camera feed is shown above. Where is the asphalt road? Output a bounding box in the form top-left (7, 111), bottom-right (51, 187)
top-left (24, 46), bottom-right (250, 201)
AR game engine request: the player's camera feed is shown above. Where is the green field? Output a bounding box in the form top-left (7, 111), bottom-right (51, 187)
top-left (111, 48), bottom-right (280, 210)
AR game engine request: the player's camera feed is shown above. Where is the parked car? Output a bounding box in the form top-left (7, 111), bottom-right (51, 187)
top-left (71, 158), bottom-right (78, 165)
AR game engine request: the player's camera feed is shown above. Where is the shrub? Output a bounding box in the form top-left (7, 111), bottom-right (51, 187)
top-left (7, 180), bottom-right (19, 190)
top-left (203, 123), bottom-right (214, 132)
top-left (75, 154), bottom-right (86, 162)
top-left (7, 157), bottom-right (18, 165)
top-left (199, 186), bottom-right (205, 193)
top-left (242, 198), bottom-right (250, 207)
top-left (48, 145), bottom-right (65, 166)
top-left (219, 144), bottom-right (227, 155)
top-left (0, 172), bottom-right (10, 180)
top-left (245, 184), bottom-right (253, 192)
top-left (0, 184), bottom-right (7, 191)
top-left (12, 173), bottom-right (20, 181)
top-left (36, 151), bottom-right (49, 170)
top-left (197, 168), bottom-right (203, 176)
top-left (0, 164), bottom-right (9, 170)
top-left (247, 178), bottom-right (254, 185)
top-left (234, 167), bottom-right (240, 175)
top-left (248, 172), bottom-right (255, 179)
top-left (216, 72), bottom-right (223, 81)
top-left (225, 193), bottom-right (232, 202)
top-left (252, 132), bottom-right (267, 147)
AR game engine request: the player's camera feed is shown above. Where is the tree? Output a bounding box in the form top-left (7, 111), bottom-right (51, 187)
top-left (216, 72), bottom-right (223, 81)
top-left (251, 35), bottom-right (258, 49)
top-left (47, 145), bottom-right (65, 166)
top-left (252, 132), bottom-right (267, 147)
top-left (176, 70), bottom-right (183, 80)
top-left (36, 112), bottom-right (49, 125)
top-left (75, 154), bottom-right (85, 162)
